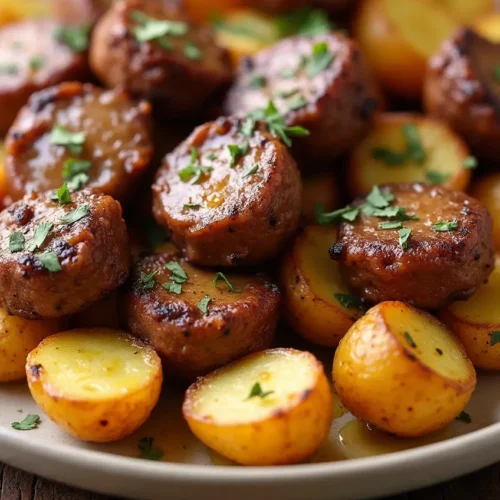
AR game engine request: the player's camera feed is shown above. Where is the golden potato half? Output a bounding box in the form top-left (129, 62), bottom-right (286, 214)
top-left (347, 113), bottom-right (472, 198)
top-left (333, 302), bottom-right (476, 437)
top-left (471, 174), bottom-right (500, 251)
top-left (280, 226), bottom-right (364, 347)
top-left (440, 258), bottom-right (500, 370)
top-left (0, 308), bottom-right (65, 382)
top-left (183, 348), bottom-right (333, 465)
top-left (26, 329), bottom-right (162, 443)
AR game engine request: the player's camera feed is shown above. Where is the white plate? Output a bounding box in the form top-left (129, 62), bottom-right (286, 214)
top-left (1, 369), bottom-right (500, 500)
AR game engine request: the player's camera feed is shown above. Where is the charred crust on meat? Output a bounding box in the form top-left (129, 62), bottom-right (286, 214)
top-left (269, 215), bottom-right (277, 227)
top-left (9, 205), bottom-right (34, 226)
top-left (360, 97), bottom-right (379, 119)
top-left (329, 243), bottom-right (343, 260)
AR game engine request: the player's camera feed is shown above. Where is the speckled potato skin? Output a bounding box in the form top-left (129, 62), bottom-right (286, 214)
top-left (90, 0), bottom-right (233, 119)
top-left (0, 19), bottom-right (89, 135)
top-left (0, 190), bottom-right (130, 319)
top-left (26, 329), bottom-right (163, 443)
top-left (183, 348), bottom-right (333, 465)
top-left (5, 82), bottom-right (153, 204)
top-left (0, 308), bottom-right (66, 382)
top-left (334, 183), bottom-right (494, 310)
top-left (424, 28), bottom-right (500, 159)
top-left (333, 302), bottom-right (476, 437)
top-left (123, 251), bottom-right (281, 380)
top-left (152, 117), bottom-right (302, 266)
top-left (225, 33), bottom-right (379, 162)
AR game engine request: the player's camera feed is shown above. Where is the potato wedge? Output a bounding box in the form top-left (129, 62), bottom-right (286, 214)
top-left (347, 113), bottom-right (472, 197)
top-left (440, 258), bottom-right (500, 370)
top-left (213, 9), bottom-right (280, 67)
top-left (302, 172), bottom-right (339, 225)
top-left (183, 348), bottom-right (333, 465)
top-left (280, 226), bottom-right (365, 347)
top-left (474, 13), bottom-right (500, 43)
top-left (353, 0), bottom-right (457, 99)
top-left (471, 174), bottom-right (500, 251)
top-left (26, 329), bottom-right (162, 442)
top-left (0, 308), bottom-right (65, 382)
top-left (333, 302), bottom-right (476, 437)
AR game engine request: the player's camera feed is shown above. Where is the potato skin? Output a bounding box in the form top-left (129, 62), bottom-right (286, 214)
top-left (0, 308), bottom-right (65, 382)
top-left (26, 329), bottom-right (163, 442)
top-left (333, 302), bottom-right (476, 437)
top-left (123, 252), bottom-right (281, 380)
top-left (280, 226), bottom-right (363, 347)
top-left (183, 348), bottom-right (333, 465)
top-left (153, 117), bottom-right (302, 266)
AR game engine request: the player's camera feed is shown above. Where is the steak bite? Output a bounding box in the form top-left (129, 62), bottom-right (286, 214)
top-left (89, 0), bottom-right (233, 119)
top-left (152, 116), bottom-right (302, 267)
top-left (225, 33), bottom-right (379, 162)
top-left (0, 189), bottom-right (130, 319)
top-left (332, 183), bottom-right (494, 310)
top-left (5, 82), bottom-right (153, 204)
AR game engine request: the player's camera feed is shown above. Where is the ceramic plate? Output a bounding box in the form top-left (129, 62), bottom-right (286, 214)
top-left (1, 368), bottom-right (500, 500)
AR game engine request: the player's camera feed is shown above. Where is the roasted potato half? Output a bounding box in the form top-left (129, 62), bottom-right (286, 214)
top-left (474, 13), bottom-right (500, 43)
top-left (437, 0), bottom-right (493, 25)
top-left (183, 348), bottom-right (333, 465)
top-left (0, 308), bottom-right (65, 382)
top-left (280, 226), bottom-right (365, 347)
top-left (440, 259), bottom-right (500, 370)
top-left (0, 0), bottom-right (50, 23)
top-left (353, 0), bottom-right (457, 99)
top-left (302, 172), bottom-right (339, 225)
top-left (26, 329), bottom-right (162, 443)
top-left (472, 174), bottom-right (500, 251)
top-left (333, 302), bottom-right (476, 437)
top-left (347, 113), bottom-right (472, 197)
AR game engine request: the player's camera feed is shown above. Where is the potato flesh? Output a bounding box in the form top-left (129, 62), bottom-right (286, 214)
top-left (32, 332), bottom-right (159, 401)
top-left (383, 0), bottom-right (456, 57)
top-left (448, 264), bottom-right (500, 324)
top-left (191, 351), bottom-right (316, 425)
top-left (386, 307), bottom-right (472, 382)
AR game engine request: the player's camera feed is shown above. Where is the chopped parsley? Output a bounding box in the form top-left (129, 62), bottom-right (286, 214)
top-left (50, 125), bottom-right (85, 156)
top-left (314, 203), bottom-right (359, 225)
top-left (246, 382), bottom-right (274, 400)
top-left (9, 232), bottom-right (25, 253)
top-left (139, 270), bottom-right (158, 290)
top-left (130, 10), bottom-right (187, 43)
top-left (280, 66), bottom-right (298, 79)
top-left (371, 147), bottom-right (407, 166)
top-left (243, 164), bottom-right (259, 178)
top-left (398, 227), bottom-right (412, 250)
top-left (55, 184), bottom-right (72, 205)
top-left (0, 63), bottom-right (18, 75)
top-left (361, 205), bottom-right (418, 221)
top-left (29, 56), bottom-right (45, 71)
top-left (276, 8), bottom-right (333, 38)
top-left (456, 411), bottom-right (472, 424)
top-left (433, 220), bottom-right (458, 232)
top-left (249, 74), bottom-right (266, 89)
top-left (490, 331), bottom-right (500, 346)
top-left (197, 295), bottom-right (211, 315)
top-left (138, 437), bottom-right (164, 461)
top-left (207, 153), bottom-right (217, 161)
top-left (183, 203), bottom-right (201, 209)
top-left (287, 94), bottom-right (307, 111)
top-left (163, 282), bottom-right (182, 294)
top-left (38, 252), bottom-right (62, 272)
top-left (59, 204), bottom-right (90, 225)
top-left (228, 142), bottom-right (249, 167)
top-left (334, 293), bottom-right (365, 311)
top-left (379, 221), bottom-right (403, 230)
top-left (275, 88), bottom-right (300, 99)
top-left (178, 147), bottom-right (213, 184)
top-left (63, 159), bottom-right (92, 180)
top-left (248, 100), bottom-right (309, 147)
top-left (403, 331), bottom-right (417, 348)
top-left (463, 156), bottom-right (478, 169)
top-left (28, 223), bottom-right (53, 252)
top-left (372, 124), bottom-right (426, 166)
top-left (306, 41), bottom-right (334, 78)
top-left (54, 24), bottom-right (90, 52)
top-left (240, 117), bottom-right (256, 137)
top-left (11, 414), bottom-right (40, 431)
top-left (213, 272), bottom-right (241, 293)
top-left (163, 261), bottom-right (187, 295)
top-left (366, 186), bottom-right (394, 208)
top-left (184, 41), bottom-right (202, 60)
top-left (426, 171), bottom-right (449, 185)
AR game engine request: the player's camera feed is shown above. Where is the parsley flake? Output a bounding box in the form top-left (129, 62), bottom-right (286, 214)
top-left (0, 63), bottom-right (18, 75)
top-left (403, 331), bottom-right (417, 348)
top-left (29, 56), bottom-right (45, 71)
top-left (426, 171), bottom-right (449, 185)
top-left (139, 271), bottom-right (158, 290)
top-left (315, 203), bottom-right (359, 225)
top-left (306, 41), bottom-right (334, 78)
top-left (163, 282), bottom-right (182, 294)
top-left (379, 221), bottom-right (403, 230)
top-left (371, 147), bottom-right (407, 166)
top-left (366, 186), bottom-right (394, 208)
top-left (63, 158), bottom-right (92, 180)
top-left (249, 74), bottom-right (266, 89)
top-left (184, 41), bottom-right (202, 60)
top-left (163, 262), bottom-right (187, 294)
top-left (9, 232), bottom-right (25, 253)
top-left (490, 331), bottom-right (500, 346)
top-left (398, 227), bottom-right (412, 250)
top-left (228, 142), bottom-right (249, 167)
top-left (213, 272), bottom-right (241, 293)
top-left (456, 411), bottom-right (472, 424)
top-left (334, 294), bottom-right (365, 311)
top-left (50, 125), bottom-right (85, 156)
top-left (402, 124), bottom-right (426, 164)
top-left (276, 8), bottom-right (333, 38)
top-left (11, 414), bottom-right (40, 431)
top-left (130, 10), bottom-right (187, 43)
top-left (29, 222), bottom-right (53, 252)
top-left (38, 252), bottom-right (62, 272)
top-left (183, 203), bottom-right (201, 209)
top-left (463, 156), bottom-right (478, 169)
top-left (54, 24), bottom-right (90, 52)
top-left (243, 164), bottom-right (259, 178)
top-left (433, 220), bottom-right (458, 232)
top-left (55, 183), bottom-right (72, 205)
top-left (240, 117), bottom-right (256, 137)
top-left (59, 204), bottom-right (90, 225)
top-left (197, 295), bottom-right (211, 315)
top-left (246, 382), bottom-right (274, 400)
top-left (287, 94), bottom-right (307, 111)
top-left (138, 437), bottom-right (164, 461)
top-left (178, 147), bottom-right (213, 184)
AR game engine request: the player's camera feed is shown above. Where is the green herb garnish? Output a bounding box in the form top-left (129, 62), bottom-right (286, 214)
top-left (379, 221), bottom-right (403, 230)
top-left (490, 331), bottom-right (500, 346)
top-left (366, 186), bottom-right (394, 208)
top-left (334, 294), bottom-right (365, 311)
top-left (398, 227), bottom-right (412, 250)
top-left (138, 437), bottom-right (164, 461)
top-left (463, 156), bottom-right (478, 169)
top-left (29, 223), bottom-right (53, 252)
top-left (183, 203), bottom-right (201, 209)
top-left (246, 382), bottom-right (274, 400)
top-left (228, 142), bottom-right (249, 167)
top-left (9, 232), bottom-right (25, 253)
top-left (426, 171), bottom-right (449, 185)
top-left (50, 125), bottom-right (85, 156)
top-left (306, 41), bottom-right (334, 78)
top-left (139, 271), bottom-right (158, 290)
top-left (371, 147), bottom-right (407, 166)
top-left (315, 203), bottom-right (359, 225)
top-left (249, 74), bottom-right (266, 89)
top-left (240, 117), bottom-right (256, 137)
top-left (59, 204), bottom-right (90, 225)
top-left (402, 124), bottom-right (426, 163)
top-left (130, 10), bottom-right (187, 43)
top-left (54, 24), bottom-right (90, 52)
top-left (178, 147), bottom-right (213, 184)
top-left (184, 41), bottom-right (202, 60)
top-left (63, 158), bottom-right (92, 180)
top-left (403, 331), bottom-right (417, 348)
top-left (0, 63), bottom-right (18, 75)
top-left (11, 414), bottom-right (40, 431)
top-left (213, 272), bottom-right (241, 293)
top-left (163, 262), bottom-right (187, 294)
top-left (197, 295), bottom-right (211, 315)
top-left (243, 164), bottom-right (259, 178)
top-left (433, 220), bottom-right (458, 232)
top-left (287, 94), bottom-right (307, 111)
top-left (29, 56), bottom-right (45, 71)
top-left (38, 252), bottom-right (62, 272)
top-left (276, 8), bottom-right (333, 37)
